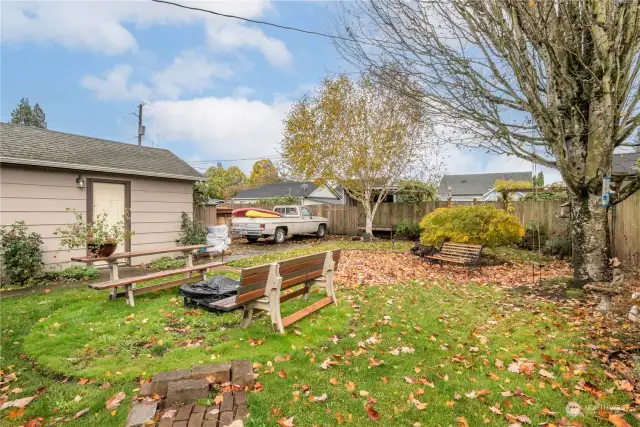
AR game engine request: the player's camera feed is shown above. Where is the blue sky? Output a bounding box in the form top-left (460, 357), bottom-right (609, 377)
top-left (1, 0), bottom-right (560, 182)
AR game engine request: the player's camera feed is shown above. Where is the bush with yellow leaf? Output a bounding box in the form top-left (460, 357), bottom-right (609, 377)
top-left (419, 204), bottom-right (525, 247)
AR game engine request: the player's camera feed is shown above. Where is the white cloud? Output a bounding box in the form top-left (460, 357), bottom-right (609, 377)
top-left (145, 96), bottom-right (291, 172)
top-left (1, 0), bottom-right (291, 64)
top-left (151, 50), bottom-right (234, 99)
top-left (206, 22), bottom-right (292, 66)
top-left (81, 49), bottom-right (234, 100)
top-left (80, 65), bottom-right (151, 101)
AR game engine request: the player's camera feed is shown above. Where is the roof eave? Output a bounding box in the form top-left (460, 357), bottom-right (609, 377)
top-left (0, 156), bottom-right (203, 182)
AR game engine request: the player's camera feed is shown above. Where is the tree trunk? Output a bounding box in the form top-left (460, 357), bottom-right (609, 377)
top-left (363, 212), bottom-right (373, 242)
top-left (569, 191), bottom-right (610, 285)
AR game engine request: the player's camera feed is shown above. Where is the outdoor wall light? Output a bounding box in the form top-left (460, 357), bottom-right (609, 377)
top-left (76, 174), bottom-right (86, 188)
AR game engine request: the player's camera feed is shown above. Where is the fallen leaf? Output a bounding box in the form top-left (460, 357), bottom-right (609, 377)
top-left (105, 392), bottom-right (126, 410)
top-left (0, 395), bottom-right (36, 410)
top-left (365, 404), bottom-right (380, 422)
top-left (279, 416), bottom-right (295, 427)
top-left (23, 418), bottom-right (43, 427)
top-left (346, 381), bottom-right (356, 392)
top-left (278, 370), bottom-right (287, 379)
top-left (608, 414), bottom-right (631, 427)
top-left (72, 408), bottom-right (90, 420)
top-left (457, 416), bottom-right (469, 427)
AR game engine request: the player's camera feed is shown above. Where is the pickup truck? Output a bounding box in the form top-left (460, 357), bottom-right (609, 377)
top-left (231, 205), bottom-right (329, 244)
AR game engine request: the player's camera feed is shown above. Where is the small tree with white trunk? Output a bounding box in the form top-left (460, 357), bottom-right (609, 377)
top-left (279, 74), bottom-right (440, 238)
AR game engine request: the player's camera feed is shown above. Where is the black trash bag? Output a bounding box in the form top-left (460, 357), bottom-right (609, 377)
top-left (179, 275), bottom-right (239, 299)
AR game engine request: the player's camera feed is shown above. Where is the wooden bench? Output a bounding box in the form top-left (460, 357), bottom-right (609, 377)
top-left (72, 244), bottom-right (225, 306)
top-left (426, 242), bottom-right (483, 270)
top-left (209, 250), bottom-right (341, 333)
top-left (89, 262), bottom-right (224, 306)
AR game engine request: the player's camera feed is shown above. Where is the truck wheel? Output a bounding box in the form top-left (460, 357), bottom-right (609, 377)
top-left (274, 228), bottom-right (286, 244)
top-left (246, 236), bottom-right (259, 243)
top-left (316, 224), bottom-right (327, 238)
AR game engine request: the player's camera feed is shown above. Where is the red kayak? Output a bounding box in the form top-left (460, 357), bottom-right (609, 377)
top-left (232, 208), bottom-right (282, 218)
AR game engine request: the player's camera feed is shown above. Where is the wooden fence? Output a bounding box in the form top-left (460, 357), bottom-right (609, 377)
top-left (195, 194), bottom-right (640, 266)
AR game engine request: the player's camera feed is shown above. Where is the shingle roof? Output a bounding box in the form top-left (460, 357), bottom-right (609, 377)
top-left (438, 172), bottom-right (532, 196)
top-left (0, 123), bottom-right (202, 181)
top-left (612, 152), bottom-right (640, 175)
top-left (234, 182), bottom-right (319, 199)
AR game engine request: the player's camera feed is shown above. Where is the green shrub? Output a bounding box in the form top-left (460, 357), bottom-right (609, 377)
top-left (178, 212), bottom-right (207, 246)
top-left (542, 235), bottom-right (572, 258)
top-left (0, 221), bottom-right (44, 287)
top-left (150, 256), bottom-right (185, 270)
top-left (419, 205), bottom-right (525, 247)
top-left (519, 221), bottom-right (548, 250)
top-left (395, 220), bottom-right (423, 241)
top-left (43, 266), bottom-right (100, 282)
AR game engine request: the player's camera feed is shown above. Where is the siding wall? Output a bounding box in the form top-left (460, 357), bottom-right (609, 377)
top-left (0, 164), bottom-right (194, 269)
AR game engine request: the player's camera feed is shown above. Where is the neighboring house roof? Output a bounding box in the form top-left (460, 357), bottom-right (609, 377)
top-left (438, 172), bottom-right (532, 196)
top-left (0, 122), bottom-right (202, 181)
top-left (612, 152), bottom-right (640, 176)
top-left (234, 182), bottom-right (320, 199)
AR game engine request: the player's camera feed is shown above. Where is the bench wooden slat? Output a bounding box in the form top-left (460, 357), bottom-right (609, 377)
top-left (206, 295), bottom-right (242, 311)
top-left (235, 287), bottom-right (267, 304)
top-left (72, 244), bottom-right (216, 263)
top-left (279, 258), bottom-right (325, 276)
top-left (281, 296), bottom-right (333, 328)
top-left (89, 262), bottom-right (224, 289)
top-left (116, 276), bottom-right (201, 298)
top-left (426, 242), bottom-right (482, 266)
top-left (280, 287), bottom-right (307, 303)
top-left (282, 270), bottom-right (324, 290)
top-left (278, 252), bottom-right (326, 269)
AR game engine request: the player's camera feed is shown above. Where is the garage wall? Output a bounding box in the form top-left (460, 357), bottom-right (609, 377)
top-left (0, 164), bottom-right (194, 269)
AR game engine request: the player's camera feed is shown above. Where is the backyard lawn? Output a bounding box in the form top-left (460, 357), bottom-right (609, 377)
top-left (0, 241), bottom-right (638, 426)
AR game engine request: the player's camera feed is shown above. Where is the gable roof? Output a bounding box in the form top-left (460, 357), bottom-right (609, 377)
top-left (0, 123), bottom-right (202, 181)
top-left (438, 172), bottom-right (532, 196)
top-left (234, 182), bottom-right (321, 199)
top-left (612, 152), bottom-right (640, 176)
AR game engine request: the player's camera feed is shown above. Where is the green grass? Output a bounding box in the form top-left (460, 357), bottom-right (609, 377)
top-left (0, 243), bottom-right (635, 426)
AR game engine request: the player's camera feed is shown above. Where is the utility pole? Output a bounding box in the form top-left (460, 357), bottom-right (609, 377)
top-left (132, 102), bottom-right (145, 146)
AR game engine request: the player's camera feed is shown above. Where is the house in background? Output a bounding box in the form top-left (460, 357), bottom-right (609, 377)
top-left (232, 181), bottom-right (342, 205)
top-left (0, 123), bottom-right (202, 268)
top-left (437, 172), bottom-right (533, 202)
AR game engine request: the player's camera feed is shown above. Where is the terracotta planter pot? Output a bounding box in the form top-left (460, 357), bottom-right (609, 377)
top-left (98, 243), bottom-right (117, 257)
top-left (88, 243), bottom-right (117, 257)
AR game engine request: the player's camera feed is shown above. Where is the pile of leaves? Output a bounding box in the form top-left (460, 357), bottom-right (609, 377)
top-left (334, 250), bottom-right (572, 288)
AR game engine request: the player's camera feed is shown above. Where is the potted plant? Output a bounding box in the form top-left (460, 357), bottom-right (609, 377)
top-left (55, 208), bottom-right (134, 257)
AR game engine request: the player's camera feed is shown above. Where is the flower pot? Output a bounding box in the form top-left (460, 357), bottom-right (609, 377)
top-left (98, 243), bottom-right (117, 257)
top-left (88, 243), bottom-right (117, 257)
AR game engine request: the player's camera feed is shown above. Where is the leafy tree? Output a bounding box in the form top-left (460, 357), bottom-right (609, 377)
top-left (248, 160), bottom-right (279, 187)
top-left (280, 74), bottom-right (440, 239)
top-left (534, 172), bottom-right (544, 188)
top-left (10, 98), bottom-right (47, 128)
top-left (203, 163), bottom-right (247, 200)
top-left (397, 180), bottom-right (438, 203)
top-left (495, 179), bottom-right (533, 212)
top-left (335, 0), bottom-right (640, 283)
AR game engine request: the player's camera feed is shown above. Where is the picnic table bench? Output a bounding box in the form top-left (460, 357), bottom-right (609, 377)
top-left (426, 242), bottom-right (483, 271)
top-left (71, 244), bottom-right (226, 306)
top-left (208, 250), bottom-right (341, 333)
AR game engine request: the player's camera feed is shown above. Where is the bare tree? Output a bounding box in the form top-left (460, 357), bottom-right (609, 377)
top-left (334, 0), bottom-right (640, 283)
top-left (279, 74), bottom-right (440, 238)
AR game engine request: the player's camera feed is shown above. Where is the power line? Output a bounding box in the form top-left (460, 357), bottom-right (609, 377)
top-left (150, 0), bottom-right (358, 43)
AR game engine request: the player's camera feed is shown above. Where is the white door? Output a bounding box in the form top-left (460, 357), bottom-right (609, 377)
top-left (93, 182), bottom-right (126, 238)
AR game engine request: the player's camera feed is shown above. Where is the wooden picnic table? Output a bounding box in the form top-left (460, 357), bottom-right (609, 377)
top-left (71, 244), bottom-right (215, 281)
top-left (72, 244), bottom-right (226, 306)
